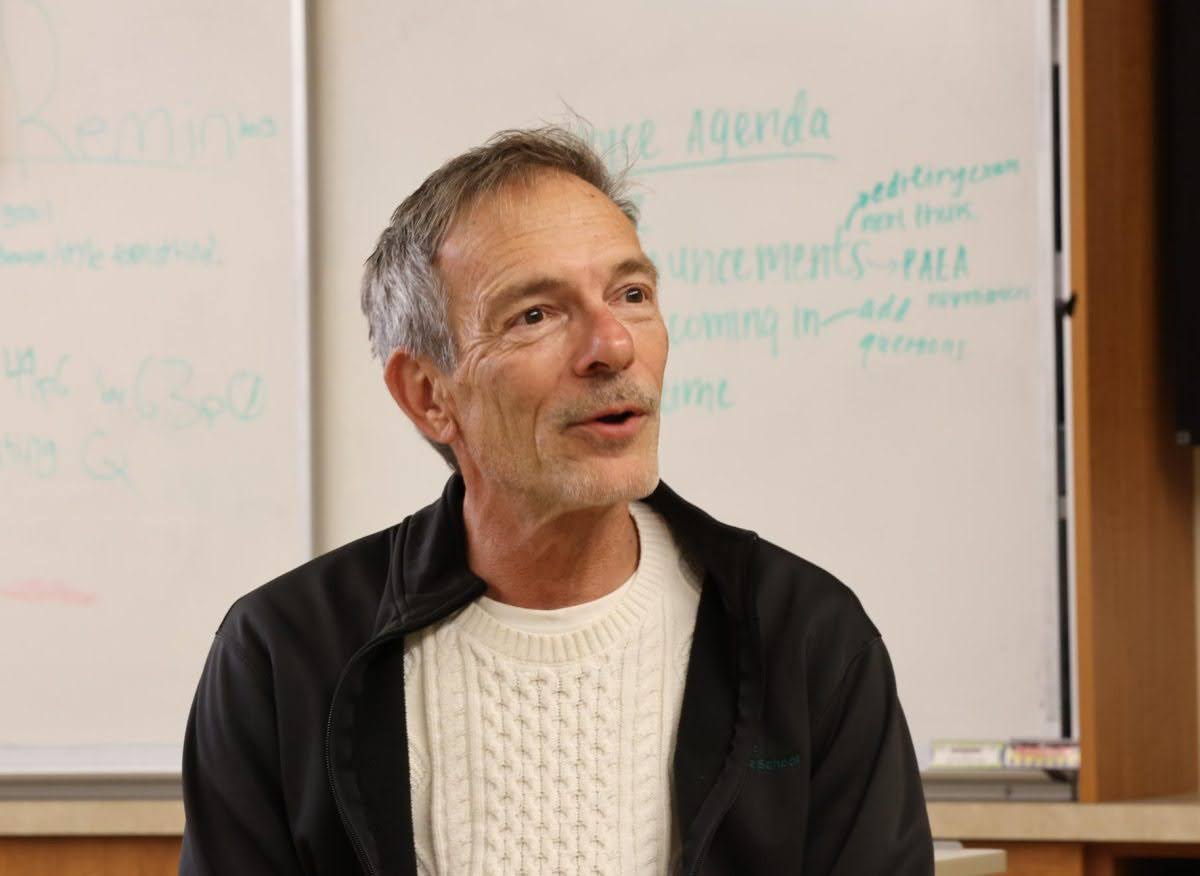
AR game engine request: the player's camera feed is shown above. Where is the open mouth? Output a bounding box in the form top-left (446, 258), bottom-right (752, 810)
top-left (569, 407), bottom-right (647, 439)
top-left (593, 410), bottom-right (636, 425)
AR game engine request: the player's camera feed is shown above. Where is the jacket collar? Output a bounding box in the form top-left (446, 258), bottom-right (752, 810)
top-left (374, 473), bottom-right (488, 635)
top-left (380, 472), bottom-right (758, 634)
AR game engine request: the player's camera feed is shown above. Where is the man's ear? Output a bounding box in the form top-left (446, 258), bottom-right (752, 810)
top-left (383, 349), bottom-right (459, 446)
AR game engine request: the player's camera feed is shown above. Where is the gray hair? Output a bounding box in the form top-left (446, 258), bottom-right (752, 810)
top-left (360, 125), bottom-right (641, 470)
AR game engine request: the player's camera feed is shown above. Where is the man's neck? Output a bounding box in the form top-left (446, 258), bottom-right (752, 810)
top-left (461, 483), bottom-right (640, 610)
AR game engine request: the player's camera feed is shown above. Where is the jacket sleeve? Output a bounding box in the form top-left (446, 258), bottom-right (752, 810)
top-left (803, 636), bottom-right (934, 875)
top-left (179, 631), bottom-right (306, 875)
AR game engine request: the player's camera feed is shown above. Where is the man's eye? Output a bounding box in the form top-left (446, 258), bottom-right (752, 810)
top-left (624, 287), bottom-right (646, 303)
top-left (520, 307), bottom-right (544, 325)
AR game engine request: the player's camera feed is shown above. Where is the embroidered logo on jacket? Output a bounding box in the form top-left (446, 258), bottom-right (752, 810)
top-left (748, 753), bottom-right (804, 771)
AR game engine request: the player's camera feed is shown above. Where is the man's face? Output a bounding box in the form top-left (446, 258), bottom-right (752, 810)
top-left (436, 170), bottom-right (668, 510)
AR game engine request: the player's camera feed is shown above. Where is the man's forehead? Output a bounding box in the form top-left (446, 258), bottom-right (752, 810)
top-left (445, 171), bottom-right (622, 246)
top-left (437, 173), bottom-right (643, 291)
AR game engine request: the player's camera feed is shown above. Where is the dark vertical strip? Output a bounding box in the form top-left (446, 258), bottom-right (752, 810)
top-left (1051, 54), bottom-right (1073, 741)
top-left (1160, 0), bottom-right (1200, 444)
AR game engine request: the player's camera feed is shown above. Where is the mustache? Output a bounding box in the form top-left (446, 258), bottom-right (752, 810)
top-left (554, 379), bottom-right (660, 427)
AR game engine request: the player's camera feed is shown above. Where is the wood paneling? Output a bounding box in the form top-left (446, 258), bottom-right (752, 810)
top-left (964, 841), bottom-right (1085, 876)
top-left (1067, 0), bottom-right (1198, 803)
top-left (0, 837), bottom-right (182, 876)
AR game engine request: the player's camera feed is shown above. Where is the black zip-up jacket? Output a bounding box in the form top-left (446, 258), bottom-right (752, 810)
top-left (179, 475), bottom-right (933, 874)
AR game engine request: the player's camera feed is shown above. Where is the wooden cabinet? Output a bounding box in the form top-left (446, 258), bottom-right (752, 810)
top-left (1067, 0), bottom-right (1197, 808)
top-left (0, 837), bottom-right (182, 876)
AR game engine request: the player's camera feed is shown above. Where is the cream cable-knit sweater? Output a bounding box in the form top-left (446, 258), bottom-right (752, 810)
top-left (402, 501), bottom-right (702, 875)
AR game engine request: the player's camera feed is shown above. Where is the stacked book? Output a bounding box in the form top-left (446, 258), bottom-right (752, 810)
top-left (921, 738), bottom-right (1080, 801)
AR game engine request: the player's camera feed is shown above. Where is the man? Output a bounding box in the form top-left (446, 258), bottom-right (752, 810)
top-left (179, 127), bottom-right (933, 875)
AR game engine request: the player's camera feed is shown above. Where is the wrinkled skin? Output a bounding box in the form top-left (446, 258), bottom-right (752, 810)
top-left (437, 171), bottom-right (667, 510)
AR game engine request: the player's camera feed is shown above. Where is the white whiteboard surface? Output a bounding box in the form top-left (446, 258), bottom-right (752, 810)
top-left (0, 0), bottom-right (310, 770)
top-left (314, 0), bottom-right (1061, 769)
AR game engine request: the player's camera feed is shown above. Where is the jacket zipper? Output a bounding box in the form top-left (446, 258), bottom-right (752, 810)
top-left (686, 532), bottom-right (760, 876)
top-left (325, 582), bottom-right (486, 875)
top-left (326, 709), bottom-right (376, 876)
top-left (324, 628), bottom-right (408, 876)
top-left (686, 771), bottom-right (749, 876)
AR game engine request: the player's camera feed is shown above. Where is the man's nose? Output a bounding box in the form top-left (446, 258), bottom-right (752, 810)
top-left (573, 305), bottom-right (635, 376)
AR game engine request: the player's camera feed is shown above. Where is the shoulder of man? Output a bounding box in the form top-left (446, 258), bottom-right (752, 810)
top-left (748, 532), bottom-right (883, 662)
top-left (181, 524), bottom-right (403, 874)
top-left (650, 482), bottom-right (882, 681)
top-left (213, 522), bottom-right (402, 680)
top-left (737, 537), bottom-right (932, 873)
top-left (746, 535), bottom-right (886, 712)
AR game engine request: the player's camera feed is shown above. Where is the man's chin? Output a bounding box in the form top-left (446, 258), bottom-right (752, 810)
top-left (546, 457), bottom-right (660, 509)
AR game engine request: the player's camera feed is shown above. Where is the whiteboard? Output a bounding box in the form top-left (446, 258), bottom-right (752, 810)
top-left (0, 0), bottom-right (310, 774)
top-left (315, 0), bottom-right (1061, 770)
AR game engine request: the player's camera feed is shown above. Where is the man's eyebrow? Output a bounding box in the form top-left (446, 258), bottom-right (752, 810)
top-left (612, 256), bottom-right (659, 285)
top-left (482, 276), bottom-right (570, 322)
top-left (483, 256), bottom-right (659, 322)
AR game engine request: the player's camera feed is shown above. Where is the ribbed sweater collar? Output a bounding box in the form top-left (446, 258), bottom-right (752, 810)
top-left (452, 501), bottom-right (670, 662)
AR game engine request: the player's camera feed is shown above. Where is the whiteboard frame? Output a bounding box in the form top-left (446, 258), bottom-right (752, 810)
top-left (0, 0), bottom-right (312, 784)
top-left (1054, 0), bottom-right (1082, 746)
top-left (293, 0), bottom-right (315, 563)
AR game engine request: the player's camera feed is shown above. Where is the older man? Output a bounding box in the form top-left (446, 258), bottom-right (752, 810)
top-left (179, 127), bottom-right (933, 875)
